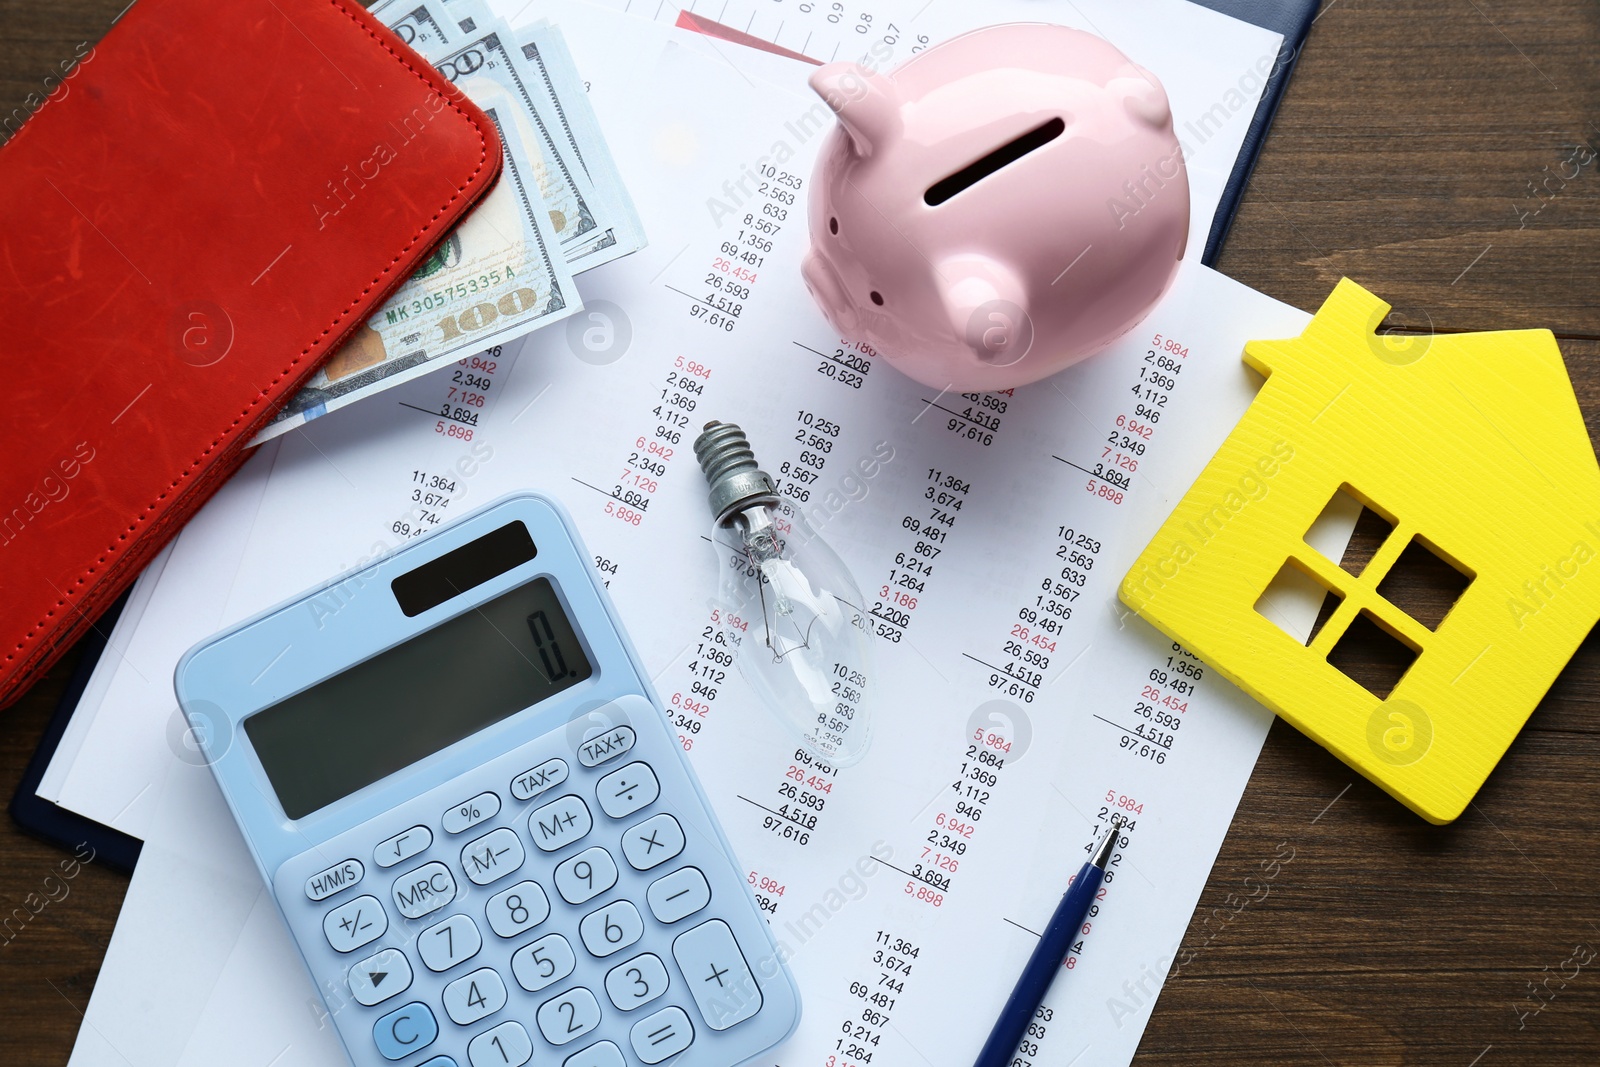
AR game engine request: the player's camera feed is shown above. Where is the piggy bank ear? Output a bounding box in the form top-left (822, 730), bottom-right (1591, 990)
top-left (938, 255), bottom-right (1034, 368)
top-left (1120, 66), bottom-right (1173, 128)
top-left (809, 63), bottom-right (900, 157)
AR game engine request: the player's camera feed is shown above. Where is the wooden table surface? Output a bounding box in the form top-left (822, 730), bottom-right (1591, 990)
top-left (3, 1), bottom-right (1597, 1064)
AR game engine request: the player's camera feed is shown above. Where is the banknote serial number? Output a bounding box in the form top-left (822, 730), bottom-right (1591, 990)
top-left (385, 268), bottom-right (515, 325)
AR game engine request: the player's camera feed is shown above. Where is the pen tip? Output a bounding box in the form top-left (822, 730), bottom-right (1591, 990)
top-left (1091, 815), bottom-right (1123, 869)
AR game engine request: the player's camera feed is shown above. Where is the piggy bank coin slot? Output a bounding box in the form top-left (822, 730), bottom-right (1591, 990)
top-left (924, 116), bottom-right (1066, 206)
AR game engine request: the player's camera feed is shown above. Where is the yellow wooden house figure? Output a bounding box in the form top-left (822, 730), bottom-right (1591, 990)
top-left (1121, 278), bottom-right (1600, 823)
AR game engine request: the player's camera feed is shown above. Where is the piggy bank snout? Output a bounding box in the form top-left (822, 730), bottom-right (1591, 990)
top-left (802, 248), bottom-right (859, 333)
top-left (940, 256), bottom-right (1033, 369)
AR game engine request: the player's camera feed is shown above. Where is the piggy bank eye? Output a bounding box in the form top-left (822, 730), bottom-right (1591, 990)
top-left (829, 217), bottom-right (839, 235)
top-left (870, 291), bottom-right (884, 306)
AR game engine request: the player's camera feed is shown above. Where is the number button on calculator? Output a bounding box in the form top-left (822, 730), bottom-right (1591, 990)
top-left (553, 847), bottom-right (618, 905)
top-left (418, 913), bottom-right (482, 972)
top-left (579, 900), bottom-right (644, 957)
top-left (630, 1006), bottom-right (694, 1064)
top-left (485, 880), bottom-right (550, 938)
top-left (536, 987), bottom-right (602, 1045)
top-left (461, 827), bottom-right (524, 886)
top-left (374, 825), bottom-right (431, 869)
top-left (393, 861), bottom-right (457, 920)
top-left (324, 894), bottom-right (386, 953)
top-left (467, 1020), bottom-right (533, 1067)
top-left (511, 933), bottom-right (577, 993)
top-left (443, 791), bottom-right (500, 835)
top-left (348, 947), bottom-right (412, 1006)
top-left (528, 794), bottom-right (592, 852)
top-left (622, 814), bottom-right (685, 870)
top-left (596, 762), bottom-right (659, 819)
top-left (443, 966), bottom-right (508, 1026)
top-left (604, 952), bottom-right (670, 1011)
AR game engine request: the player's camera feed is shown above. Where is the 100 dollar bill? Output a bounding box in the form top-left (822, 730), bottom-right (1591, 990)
top-left (255, 100), bottom-right (578, 442)
top-left (384, 3), bottom-right (457, 53)
top-left (519, 25), bottom-right (644, 268)
top-left (430, 24), bottom-right (600, 249)
top-left (375, 0), bottom-right (643, 269)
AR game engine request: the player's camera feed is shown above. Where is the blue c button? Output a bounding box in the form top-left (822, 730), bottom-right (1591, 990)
top-left (374, 1001), bottom-right (438, 1060)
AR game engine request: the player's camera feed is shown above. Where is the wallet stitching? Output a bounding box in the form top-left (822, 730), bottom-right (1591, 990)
top-left (4, 0), bottom-right (495, 672)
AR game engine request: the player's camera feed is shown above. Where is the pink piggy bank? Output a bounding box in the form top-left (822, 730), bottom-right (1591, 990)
top-left (800, 23), bottom-right (1189, 392)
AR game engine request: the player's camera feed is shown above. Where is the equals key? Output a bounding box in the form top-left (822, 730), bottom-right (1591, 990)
top-left (598, 762), bottom-right (660, 819)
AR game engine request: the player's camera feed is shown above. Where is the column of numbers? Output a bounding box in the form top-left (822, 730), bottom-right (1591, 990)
top-left (824, 929), bottom-right (918, 1067)
top-left (573, 358), bottom-right (707, 528)
top-left (869, 469), bottom-right (967, 644)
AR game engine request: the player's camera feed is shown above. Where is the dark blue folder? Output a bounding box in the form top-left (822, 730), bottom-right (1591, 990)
top-left (1192, 0), bottom-right (1321, 266)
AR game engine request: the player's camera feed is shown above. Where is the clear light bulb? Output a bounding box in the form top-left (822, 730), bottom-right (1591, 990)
top-left (694, 421), bottom-right (875, 767)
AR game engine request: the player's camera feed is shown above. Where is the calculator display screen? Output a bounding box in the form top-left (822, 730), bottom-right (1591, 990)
top-left (246, 577), bottom-right (593, 819)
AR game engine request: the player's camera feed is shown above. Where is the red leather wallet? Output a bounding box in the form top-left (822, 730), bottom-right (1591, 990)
top-left (0, 0), bottom-right (503, 708)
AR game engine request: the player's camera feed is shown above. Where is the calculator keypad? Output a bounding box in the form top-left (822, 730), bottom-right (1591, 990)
top-left (563, 1040), bottom-right (626, 1067)
top-left (285, 695), bottom-right (792, 1067)
top-left (468, 1020), bottom-right (532, 1067)
top-left (374, 825), bottom-right (431, 869)
top-left (604, 952), bottom-right (670, 1011)
top-left (646, 866), bottom-right (711, 924)
top-left (621, 814), bottom-right (685, 871)
top-left (374, 1001), bottom-right (438, 1060)
top-left (443, 791), bottom-right (501, 835)
top-left (578, 900), bottom-right (644, 958)
top-left (485, 880), bottom-right (550, 939)
top-left (324, 894), bottom-right (387, 953)
top-left (393, 862), bottom-right (458, 920)
top-left (630, 1006), bottom-right (694, 1063)
top-left (418, 914), bottom-right (482, 973)
top-left (306, 858), bottom-right (364, 901)
top-left (528, 794), bottom-right (593, 852)
top-left (461, 827), bottom-right (525, 886)
top-left (511, 933), bottom-right (577, 993)
top-left (553, 847), bottom-right (618, 906)
top-left (537, 986), bottom-right (603, 1045)
top-left (510, 757), bottom-right (569, 802)
top-left (443, 967), bottom-right (508, 1026)
top-left (596, 762), bottom-right (659, 819)
top-left (349, 947), bottom-right (413, 1007)
top-left (672, 920), bottom-right (762, 1031)
top-left (576, 726), bottom-right (635, 767)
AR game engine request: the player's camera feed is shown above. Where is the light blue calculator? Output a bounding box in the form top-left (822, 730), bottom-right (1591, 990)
top-left (176, 492), bottom-right (800, 1067)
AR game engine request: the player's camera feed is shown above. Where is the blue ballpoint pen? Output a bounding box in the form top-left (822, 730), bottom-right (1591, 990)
top-left (972, 814), bottom-right (1126, 1067)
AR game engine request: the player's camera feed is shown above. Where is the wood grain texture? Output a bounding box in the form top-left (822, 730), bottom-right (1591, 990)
top-left (1, 0), bottom-right (1597, 1064)
top-left (0, 643), bottom-right (126, 1066)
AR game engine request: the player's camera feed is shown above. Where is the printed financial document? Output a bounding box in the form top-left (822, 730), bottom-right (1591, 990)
top-left (54, 4), bottom-right (1348, 1066)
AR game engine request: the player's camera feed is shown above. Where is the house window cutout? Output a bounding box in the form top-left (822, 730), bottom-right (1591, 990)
top-left (1376, 536), bottom-right (1474, 631)
top-left (1327, 610), bottom-right (1419, 699)
top-left (1256, 558), bottom-right (1342, 646)
top-left (1306, 485), bottom-right (1394, 576)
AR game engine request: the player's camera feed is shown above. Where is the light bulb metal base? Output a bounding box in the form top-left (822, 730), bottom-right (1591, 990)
top-left (694, 421), bottom-right (779, 525)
